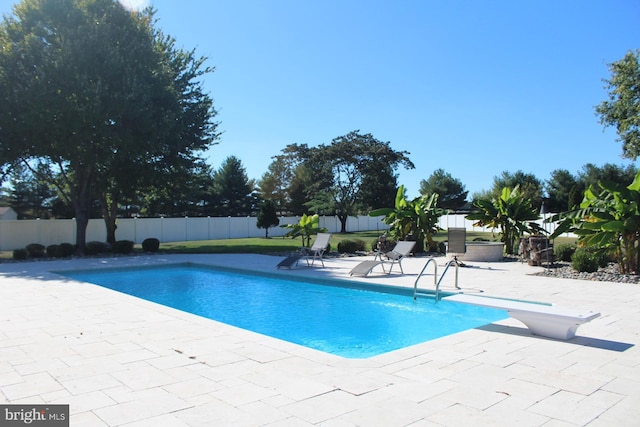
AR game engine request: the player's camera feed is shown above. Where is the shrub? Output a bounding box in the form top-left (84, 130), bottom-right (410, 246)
top-left (26, 243), bottom-right (45, 258)
top-left (374, 236), bottom-right (395, 253)
top-left (555, 244), bottom-right (576, 262)
top-left (85, 241), bottom-right (110, 255)
top-left (594, 250), bottom-right (612, 268)
top-left (142, 238), bottom-right (160, 252)
top-left (337, 239), bottom-right (366, 254)
top-left (571, 249), bottom-right (600, 273)
top-left (58, 243), bottom-right (75, 257)
top-left (46, 244), bottom-right (61, 258)
top-left (113, 240), bottom-right (134, 254)
top-left (13, 248), bottom-right (27, 260)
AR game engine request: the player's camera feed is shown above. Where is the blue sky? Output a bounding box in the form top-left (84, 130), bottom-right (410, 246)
top-left (2, 0), bottom-right (639, 198)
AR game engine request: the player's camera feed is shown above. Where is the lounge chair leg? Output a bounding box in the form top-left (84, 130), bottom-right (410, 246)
top-left (453, 256), bottom-right (466, 267)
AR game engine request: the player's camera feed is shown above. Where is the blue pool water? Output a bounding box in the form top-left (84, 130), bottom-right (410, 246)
top-left (61, 264), bottom-right (508, 358)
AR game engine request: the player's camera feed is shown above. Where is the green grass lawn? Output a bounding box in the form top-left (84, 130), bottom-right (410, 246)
top-left (157, 230), bottom-right (576, 255)
top-left (0, 230), bottom-right (576, 259)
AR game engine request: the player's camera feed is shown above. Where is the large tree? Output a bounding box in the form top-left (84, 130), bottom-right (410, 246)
top-left (0, 0), bottom-right (218, 252)
top-left (577, 163), bottom-right (637, 194)
top-left (545, 169), bottom-right (582, 213)
top-left (309, 131), bottom-right (414, 232)
top-left (209, 156), bottom-right (256, 216)
top-left (419, 168), bottom-right (468, 210)
top-left (258, 143), bottom-right (312, 215)
top-left (596, 50), bottom-right (640, 160)
top-left (490, 170), bottom-right (543, 211)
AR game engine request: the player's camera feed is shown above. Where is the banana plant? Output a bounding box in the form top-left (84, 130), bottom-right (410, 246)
top-left (466, 186), bottom-right (544, 255)
top-left (370, 185), bottom-right (445, 252)
top-left (549, 170), bottom-right (640, 274)
top-left (281, 213), bottom-right (327, 247)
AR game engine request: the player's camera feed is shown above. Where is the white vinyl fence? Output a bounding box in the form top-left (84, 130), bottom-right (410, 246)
top-left (0, 214), bottom-right (566, 251)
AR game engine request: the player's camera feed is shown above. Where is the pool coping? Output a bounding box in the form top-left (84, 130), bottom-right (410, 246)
top-left (1, 253), bottom-right (638, 426)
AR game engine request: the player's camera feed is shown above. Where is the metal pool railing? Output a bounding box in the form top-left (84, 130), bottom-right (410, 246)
top-left (414, 258), bottom-right (461, 301)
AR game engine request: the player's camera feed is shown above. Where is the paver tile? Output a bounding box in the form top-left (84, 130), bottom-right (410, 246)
top-left (93, 388), bottom-right (192, 425)
top-left (282, 390), bottom-right (360, 424)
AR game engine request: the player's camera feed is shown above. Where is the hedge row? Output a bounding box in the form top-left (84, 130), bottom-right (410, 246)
top-left (12, 237), bottom-right (161, 260)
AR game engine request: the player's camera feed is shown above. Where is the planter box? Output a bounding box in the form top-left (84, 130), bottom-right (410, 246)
top-left (459, 241), bottom-right (505, 262)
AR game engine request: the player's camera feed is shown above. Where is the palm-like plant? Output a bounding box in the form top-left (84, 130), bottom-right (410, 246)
top-left (550, 170), bottom-right (640, 274)
top-left (281, 213), bottom-right (327, 247)
top-left (370, 185), bottom-right (446, 252)
top-left (466, 186), bottom-right (544, 255)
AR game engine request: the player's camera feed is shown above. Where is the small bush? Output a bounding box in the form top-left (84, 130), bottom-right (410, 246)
top-left (46, 244), bottom-right (61, 258)
top-left (571, 249), bottom-right (600, 273)
top-left (85, 241), bottom-right (110, 255)
top-left (13, 248), bottom-right (27, 260)
top-left (337, 239), bottom-right (366, 254)
top-left (555, 244), bottom-right (576, 262)
top-left (594, 250), bottom-right (611, 268)
top-left (26, 243), bottom-right (46, 258)
top-left (374, 236), bottom-right (395, 253)
top-left (58, 243), bottom-right (75, 257)
top-left (113, 240), bottom-right (134, 254)
top-left (142, 238), bottom-right (160, 252)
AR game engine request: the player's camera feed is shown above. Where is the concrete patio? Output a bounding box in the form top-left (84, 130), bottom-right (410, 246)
top-left (0, 253), bottom-right (638, 426)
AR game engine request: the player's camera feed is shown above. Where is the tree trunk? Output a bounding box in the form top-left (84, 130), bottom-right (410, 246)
top-left (105, 217), bottom-right (118, 245)
top-left (71, 168), bottom-right (95, 255)
top-left (102, 191), bottom-right (120, 245)
top-left (74, 208), bottom-right (89, 255)
top-left (338, 214), bottom-right (348, 233)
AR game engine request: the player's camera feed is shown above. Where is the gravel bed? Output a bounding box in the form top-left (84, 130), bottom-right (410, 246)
top-left (534, 262), bottom-right (640, 284)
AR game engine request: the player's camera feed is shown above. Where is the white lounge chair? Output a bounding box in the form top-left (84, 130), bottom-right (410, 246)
top-left (350, 240), bottom-right (416, 276)
top-left (301, 233), bottom-right (332, 267)
top-left (382, 240), bottom-right (416, 274)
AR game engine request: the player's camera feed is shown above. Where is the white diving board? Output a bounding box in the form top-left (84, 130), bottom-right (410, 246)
top-left (444, 294), bottom-right (600, 340)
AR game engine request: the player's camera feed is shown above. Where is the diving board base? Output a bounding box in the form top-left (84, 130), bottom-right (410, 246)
top-left (444, 294), bottom-right (600, 340)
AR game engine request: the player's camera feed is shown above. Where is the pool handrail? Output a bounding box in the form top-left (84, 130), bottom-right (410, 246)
top-left (413, 258), bottom-right (437, 300)
top-left (414, 258), bottom-right (461, 301)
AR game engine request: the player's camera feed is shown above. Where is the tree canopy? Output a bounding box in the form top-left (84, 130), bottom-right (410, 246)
top-left (308, 131), bottom-right (414, 232)
top-left (490, 170), bottom-right (543, 211)
top-left (209, 156), bottom-right (256, 216)
top-left (419, 168), bottom-right (468, 210)
top-left (596, 49), bottom-right (640, 160)
top-left (545, 169), bottom-right (582, 213)
top-left (0, 0), bottom-right (218, 252)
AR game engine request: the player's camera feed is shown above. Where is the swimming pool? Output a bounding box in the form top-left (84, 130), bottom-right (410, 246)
top-left (60, 263), bottom-right (508, 358)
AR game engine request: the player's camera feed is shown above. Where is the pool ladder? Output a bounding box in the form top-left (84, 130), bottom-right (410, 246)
top-left (413, 258), bottom-right (461, 302)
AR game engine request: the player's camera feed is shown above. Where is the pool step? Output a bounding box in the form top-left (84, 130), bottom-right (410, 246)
top-left (414, 291), bottom-right (438, 300)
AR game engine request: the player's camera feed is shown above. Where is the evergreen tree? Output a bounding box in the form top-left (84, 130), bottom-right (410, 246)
top-left (256, 200), bottom-right (280, 238)
top-left (419, 168), bottom-right (468, 210)
top-left (210, 156), bottom-right (256, 216)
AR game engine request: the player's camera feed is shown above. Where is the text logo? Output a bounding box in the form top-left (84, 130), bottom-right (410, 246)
top-left (0, 405), bottom-right (69, 426)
